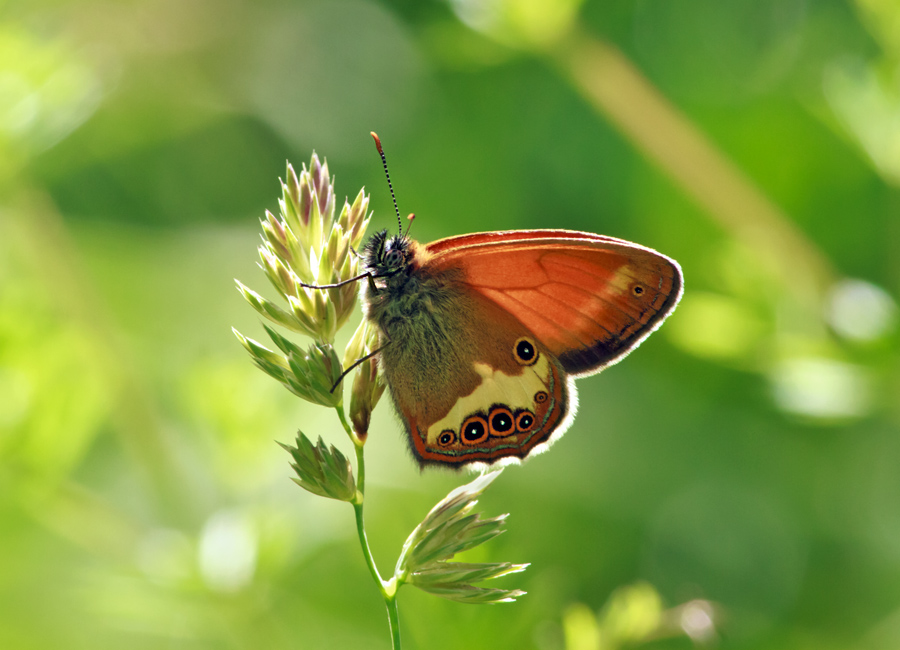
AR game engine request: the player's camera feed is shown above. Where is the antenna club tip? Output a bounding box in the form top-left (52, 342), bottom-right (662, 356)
top-left (407, 213), bottom-right (415, 221)
top-left (370, 132), bottom-right (383, 153)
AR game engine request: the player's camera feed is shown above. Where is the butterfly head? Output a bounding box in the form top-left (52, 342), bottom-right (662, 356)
top-left (364, 229), bottom-right (412, 278)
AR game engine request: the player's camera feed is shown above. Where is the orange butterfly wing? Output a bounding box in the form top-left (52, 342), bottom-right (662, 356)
top-left (421, 229), bottom-right (683, 376)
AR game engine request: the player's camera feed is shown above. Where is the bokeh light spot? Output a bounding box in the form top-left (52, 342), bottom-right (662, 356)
top-left (771, 357), bottom-right (872, 419)
top-left (826, 278), bottom-right (897, 342)
top-left (666, 292), bottom-right (764, 361)
top-left (198, 510), bottom-right (258, 593)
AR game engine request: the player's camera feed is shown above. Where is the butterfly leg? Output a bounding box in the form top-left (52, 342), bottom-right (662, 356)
top-left (329, 337), bottom-right (392, 393)
top-left (298, 271), bottom-right (372, 290)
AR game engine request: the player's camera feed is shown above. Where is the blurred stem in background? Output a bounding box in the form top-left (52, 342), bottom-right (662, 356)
top-left (4, 188), bottom-right (191, 527)
top-left (452, 0), bottom-right (835, 307)
top-left (447, 0), bottom-right (893, 421)
top-left (552, 30), bottom-right (836, 303)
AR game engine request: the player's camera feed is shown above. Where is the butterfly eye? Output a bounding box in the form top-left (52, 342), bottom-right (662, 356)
top-left (515, 410), bottom-right (535, 432)
top-left (384, 249), bottom-right (404, 268)
top-left (437, 430), bottom-right (456, 447)
top-left (488, 407), bottom-right (515, 437)
top-left (460, 415), bottom-right (489, 445)
top-left (513, 337), bottom-right (538, 365)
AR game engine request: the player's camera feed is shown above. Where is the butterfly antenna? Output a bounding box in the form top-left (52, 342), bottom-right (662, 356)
top-left (371, 132), bottom-right (403, 235)
top-left (404, 213), bottom-right (415, 237)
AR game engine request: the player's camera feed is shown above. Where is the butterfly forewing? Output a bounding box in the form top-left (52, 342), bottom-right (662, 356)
top-left (423, 230), bottom-right (683, 376)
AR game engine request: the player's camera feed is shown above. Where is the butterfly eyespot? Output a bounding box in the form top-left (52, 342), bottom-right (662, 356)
top-left (515, 410), bottom-right (535, 432)
top-left (632, 284), bottom-right (645, 296)
top-left (460, 415), bottom-right (489, 445)
top-left (513, 337), bottom-right (538, 365)
top-left (488, 407), bottom-right (515, 437)
top-left (534, 391), bottom-right (549, 404)
top-left (438, 430), bottom-right (456, 447)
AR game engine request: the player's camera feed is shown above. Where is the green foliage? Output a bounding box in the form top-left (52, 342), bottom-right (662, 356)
top-left (2, 0), bottom-right (900, 648)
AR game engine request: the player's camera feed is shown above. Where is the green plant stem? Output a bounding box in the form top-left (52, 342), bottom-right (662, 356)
top-left (385, 591), bottom-right (401, 649)
top-left (336, 407), bottom-right (402, 650)
top-left (351, 447), bottom-right (380, 587)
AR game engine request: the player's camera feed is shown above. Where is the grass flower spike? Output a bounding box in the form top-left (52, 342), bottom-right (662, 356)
top-left (394, 471), bottom-right (528, 604)
top-left (280, 432), bottom-right (357, 502)
top-left (233, 325), bottom-right (343, 408)
top-left (345, 320), bottom-right (386, 441)
top-left (239, 156), bottom-right (370, 344)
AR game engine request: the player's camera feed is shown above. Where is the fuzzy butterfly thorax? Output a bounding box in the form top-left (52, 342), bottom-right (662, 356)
top-left (360, 228), bottom-right (683, 469)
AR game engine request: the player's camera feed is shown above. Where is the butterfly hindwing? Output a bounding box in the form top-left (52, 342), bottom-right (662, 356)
top-left (374, 278), bottom-right (574, 467)
top-left (420, 315), bottom-right (573, 466)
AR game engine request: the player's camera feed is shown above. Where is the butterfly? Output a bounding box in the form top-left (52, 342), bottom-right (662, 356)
top-left (359, 225), bottom-right (682, 469)
top-left (333, 137), bottom-right (681, 470)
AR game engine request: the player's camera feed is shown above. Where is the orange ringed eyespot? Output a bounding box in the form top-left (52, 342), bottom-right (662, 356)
top-left (488, 407), bottom-right (515, 437)
top-left (516, 410), bottom-right (535, 432)
top-left (438, 430), bottom-right (456, 447)
top-left (460, 416), bottom-right (489, 445)
top-left (513, 337), bottom-right (538, 365)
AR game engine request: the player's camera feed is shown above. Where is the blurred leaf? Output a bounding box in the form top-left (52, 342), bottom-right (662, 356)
top-left (598, 582), bottom-right (663, 644)
top-left (0, 25), bottom-right (101, 160)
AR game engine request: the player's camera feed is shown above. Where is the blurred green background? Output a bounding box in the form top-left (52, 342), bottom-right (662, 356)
top-left (2, 0), bottom-right (900, 648)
